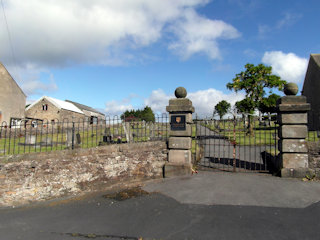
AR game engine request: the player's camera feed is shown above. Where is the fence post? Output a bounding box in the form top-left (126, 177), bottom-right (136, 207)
top-left (72, 122), bottom-right (75, 150)
top-left (277, 83), bottom-right (313, 178)
top-left (164, 87), bottom-right (194, 177)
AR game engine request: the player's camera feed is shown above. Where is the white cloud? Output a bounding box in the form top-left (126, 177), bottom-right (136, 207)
top-left (258, 12), bottom-right (301, 39)
top-left (1, 1), bottom-right (240, 96)
top-left (106, 88), bottom-right (245, 117)
top-left (104, 100), bottom-right (133, 117)
top-left (5, 63), bottom-right (58, 96)
top-left (0, 0), bottom-right (234, 67)
top-left (262, 51), bottom-right (308, 83)
top-left (169, 9), bottom-right (240, 60)
top-left (144, 89), bottom-right (173, 114)
top-left (188, 88), bottom-right (244, 117)
top-left (276, 12), bottom-right (302, 29)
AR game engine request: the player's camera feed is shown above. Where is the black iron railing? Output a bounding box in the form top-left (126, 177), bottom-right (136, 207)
top-left (0, 114), bottom-right (169, 156)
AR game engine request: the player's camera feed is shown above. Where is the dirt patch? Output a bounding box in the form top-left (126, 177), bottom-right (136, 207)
top-left (103, 187), bottom-right (151, 201)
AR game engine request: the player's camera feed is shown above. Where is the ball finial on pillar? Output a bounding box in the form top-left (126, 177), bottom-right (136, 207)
top-left (175, 87), bottom-right (187, 98)
top-left (284, 82), bottom-right (299, 96)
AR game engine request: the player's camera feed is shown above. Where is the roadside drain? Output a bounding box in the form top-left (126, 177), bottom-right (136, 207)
top-left (102, 187), bottom-right (150, 201)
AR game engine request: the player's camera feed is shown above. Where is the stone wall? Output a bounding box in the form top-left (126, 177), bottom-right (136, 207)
top-left (308, 141), bottom-right (320, 177)
top-left (0, 141), bottom-right (167, 207)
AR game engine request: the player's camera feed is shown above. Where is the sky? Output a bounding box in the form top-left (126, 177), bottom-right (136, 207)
top-left (1, 0), bottom-right (319, 117)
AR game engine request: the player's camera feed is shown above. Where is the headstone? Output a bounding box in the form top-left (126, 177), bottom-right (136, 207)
top-left (25, 134), bottom-right (36, 144)
top-left (66, 129), bottom-right (80, 148)
top-left (41, 137), bottom-right (52, 145)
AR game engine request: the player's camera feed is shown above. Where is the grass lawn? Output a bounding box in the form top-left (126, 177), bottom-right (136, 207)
top-left (0, 122), bottom-right (169, 156)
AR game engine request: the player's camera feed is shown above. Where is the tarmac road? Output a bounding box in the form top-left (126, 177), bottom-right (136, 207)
top-left (1, 171), bottom-right (320, 240)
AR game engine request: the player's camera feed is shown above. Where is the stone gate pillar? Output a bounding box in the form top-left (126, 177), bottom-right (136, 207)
top-left (165, 87), bottom-right (194, 177)
top-left (277, 83), bottom-right (312, 177)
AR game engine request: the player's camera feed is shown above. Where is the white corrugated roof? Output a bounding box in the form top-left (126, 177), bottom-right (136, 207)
top-left (46, 97), bottom-right (84, 114)
top-left (26, 96), bottom-right (84, 114)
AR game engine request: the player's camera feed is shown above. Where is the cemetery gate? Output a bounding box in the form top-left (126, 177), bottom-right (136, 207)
top-left (193, 116), bottom-right (279, 173)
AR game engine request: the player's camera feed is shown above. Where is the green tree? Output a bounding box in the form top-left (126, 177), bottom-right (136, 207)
top-left (227, 63), bottom-right (286, 106)
top-left (235, 98), bottom-right (255, 115)
top-left (141, 106), bottom-right (155, 122)
top-left (258, 93), bottom-right (280, 115)
top-left (121, 106), bottom-right (155, 122)
top-left (258, 93), bottom-right (280, 126)
top-left (227, 63), bottom-right (286, 134)
top-left (214, 100), bottom-right (231, 119)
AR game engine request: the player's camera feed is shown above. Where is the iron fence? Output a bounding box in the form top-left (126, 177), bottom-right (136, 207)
top-left (193, 116), bottom-right (279, 173)
top-left (0, 114), bottom-right (169, 156)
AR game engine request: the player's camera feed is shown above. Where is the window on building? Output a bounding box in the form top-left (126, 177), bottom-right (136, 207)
top-left (42, 104), bottom-right (48, 111)
top-left (90, 116), bottom-right (98, 125)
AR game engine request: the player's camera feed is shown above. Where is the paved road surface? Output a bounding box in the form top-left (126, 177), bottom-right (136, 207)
top-left (1, 172), bottom-right (320, 240)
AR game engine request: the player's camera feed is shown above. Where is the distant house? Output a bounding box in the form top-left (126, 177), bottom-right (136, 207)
top-left (0, 62), bottom-right (26, 126)
top-left (25, 96), bottom-right (85, 123)
top-left (302, 54), bottom-right (320, 130)
top-left (65, 100), bottom-right (105, 123)
top-left (25, 96), bottom-right (105, 125)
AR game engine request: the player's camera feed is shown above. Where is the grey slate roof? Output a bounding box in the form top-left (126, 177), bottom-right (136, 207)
top-left (311, 54), bottom-right (320, 67)
top-left (65, 100), bottom-right (104, 115)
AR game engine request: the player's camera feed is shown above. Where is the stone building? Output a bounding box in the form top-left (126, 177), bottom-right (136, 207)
top-left (0, 62), bottom-right (26, 126)
top-left (25, 96), bottom-right (85, 123)
top-left (65, 100), bottom-right (105, 123)
top-left (302, 54), bottom-right (320, 130)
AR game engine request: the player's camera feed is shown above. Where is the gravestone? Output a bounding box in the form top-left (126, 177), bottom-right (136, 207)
top-left (66, 129), bottom-right (80, 148)
top-left (25, 134), bottom-right (36, 145)
top-left (103, 127), bottom-right (112, 143)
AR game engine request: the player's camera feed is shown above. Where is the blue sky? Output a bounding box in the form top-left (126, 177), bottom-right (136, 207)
top-left (1, 0), bottom-right (319, 116)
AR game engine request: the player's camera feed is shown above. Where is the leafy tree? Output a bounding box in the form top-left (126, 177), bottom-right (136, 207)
top-left (214, 100), bottom-right (231, 119)
top-left (121, 106), bottom-right (155, 122)
top-left (258, 93), bottom-right (280, 126)
top-left (141, 106), bottom-right (155, 122)
top-left (258, 93), bottom-right (280, 115)
top-left (235, 98), bottom-right (255, 115)
top-left (227, 63), bottom-right (286, 106)
top-left (227, 63), bottom-right (286, 134)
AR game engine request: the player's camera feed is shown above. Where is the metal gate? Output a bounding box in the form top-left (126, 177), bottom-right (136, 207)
top-left (193, 116), bottom-right (279, 173)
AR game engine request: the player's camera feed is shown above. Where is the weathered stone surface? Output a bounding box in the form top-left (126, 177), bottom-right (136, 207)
top-left (175, 87), bottom-right (187, 98)
top-left (278, 104), bottom-right (311, 112)
top-left (170, 113), bottom-right (193, 123)
top-left (164, 163), bottom-right (192, 178)
top-left (168, 137), bottom-right (192, 149)
top-left (277, 96), bottom-right (307, 104)
top-left (168, 98), bottom-right (192, 106)
top-left (284, 83), bottom-right (299, 96)
top-left (281, 168), bottom-right (315, 178)
top-left (278, 113), bottom-right (308, 124)
top-left (282, 153), bottom-right (309, 168)
top-left (168, 149), bottom-right (191, 164)
top-left (307, 142), bottom-right (320, 169)
top-left (280, 125), bottom-right (308, 138)
top-left (169, 125), bottom-right (192, 137)
top-left (280, 139), bottom-right (308, 153)
top-left (0, 141), bottom-right (167, 207)
top-left (166, 105), bottom-right (195, 113)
